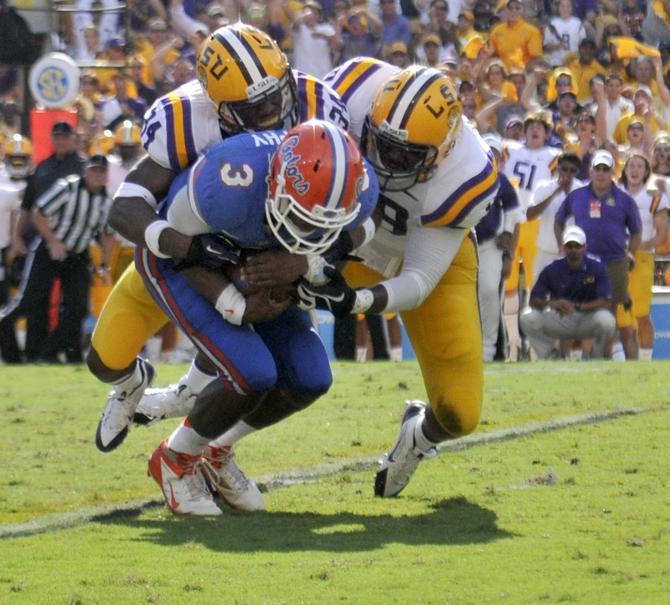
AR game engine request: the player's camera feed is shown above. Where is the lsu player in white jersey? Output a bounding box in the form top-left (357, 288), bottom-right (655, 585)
top-left (288, 59), bottom-right (498, 497)
top-left (620, 152), bottom-right (669, 360)
top-left (90, 23), bottom-right (351, 460)
top-left (501, 111), bottom-right (560, 361)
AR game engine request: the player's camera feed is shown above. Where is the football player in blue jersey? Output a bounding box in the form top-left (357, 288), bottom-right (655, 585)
top-left (89, 25), bottom-right (368, 472)
top-left (138, 119), bottom-right (378, 515)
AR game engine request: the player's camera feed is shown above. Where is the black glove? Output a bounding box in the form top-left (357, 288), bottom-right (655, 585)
top-left (178, 234), bottom-right (240, 270)
top-left (296, 266), bottom-right (356, 318)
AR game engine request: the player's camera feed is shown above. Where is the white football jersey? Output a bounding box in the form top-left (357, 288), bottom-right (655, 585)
top-left (628, 187), bottom-right (669, 246)
top-left (503, 141), bottom-right (561, 212)
top-left (141, 72), bottom-right (350, 172)
top-left (326, 58), bottom-right (498, 277)
top-left (529, 176), bottom-right (582, 253)
top-left (545, 16), bottom-right (586, 66)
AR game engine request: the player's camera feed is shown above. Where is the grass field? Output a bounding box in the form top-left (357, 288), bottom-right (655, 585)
top-left (1, 361), bottom-right (669, 604)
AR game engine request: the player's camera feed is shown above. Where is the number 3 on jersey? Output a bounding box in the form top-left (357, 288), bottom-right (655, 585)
top-left (220, 163), bottom-right (253, 187)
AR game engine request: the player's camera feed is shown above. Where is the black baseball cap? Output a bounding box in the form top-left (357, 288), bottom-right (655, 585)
top-left (52, 120), bottom-right (75, 136)
top-left (85, 154), bottom-right (108, 169)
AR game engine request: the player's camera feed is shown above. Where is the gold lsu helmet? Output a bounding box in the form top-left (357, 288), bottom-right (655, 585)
top-left (114, 120), bottom-right (141, 146)
top-left (196, 23), bottom-right (298, 134)
top-left (2, 133), bottom-right (33, 179)
top-left (88, 130), bottom-right (115, 156)
top-left (362, 65), bottom-right (462, 191)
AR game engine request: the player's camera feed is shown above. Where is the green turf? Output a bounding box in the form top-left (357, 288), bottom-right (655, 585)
top-left (1, 362), bottom-right (669, 604)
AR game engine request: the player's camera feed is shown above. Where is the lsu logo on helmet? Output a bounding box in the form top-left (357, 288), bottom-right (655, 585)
top-left (196, 23), bottom-right (299, 133)
top-left (363, 66), bottom-right (462, 191)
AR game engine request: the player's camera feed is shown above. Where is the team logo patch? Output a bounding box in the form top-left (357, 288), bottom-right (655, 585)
top-left (279, 134), bottom-right (309, 195)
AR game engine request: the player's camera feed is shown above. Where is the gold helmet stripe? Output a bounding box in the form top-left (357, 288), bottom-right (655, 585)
top-left (387, 68), bottom-right (443, 131)
top-left (212, 28), bottom-right (266, 86)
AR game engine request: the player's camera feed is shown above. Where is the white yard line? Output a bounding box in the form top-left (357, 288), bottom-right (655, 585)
top-left (1, 405), bottom-right (665, 539)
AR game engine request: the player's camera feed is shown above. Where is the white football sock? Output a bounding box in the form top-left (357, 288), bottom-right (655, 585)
top-left (212, 420), bottom-right (256, 447)
top-left (389, 346), bottom-right (403, 362)
top-left (167, 419), bottom-right (211, 455)
top-left (112, 358), bottom-right (143, 394)
top-left (638, 348), bottom-right (653, 361)
top-left (183, 358), bottom-right (217, 393)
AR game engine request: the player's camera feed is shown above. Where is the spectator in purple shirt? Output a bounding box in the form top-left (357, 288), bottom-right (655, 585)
top-left (554, 149), bottom-right (642, 357)
top-left (379, 0), bottom-right (412, 56)
top-left (521, 225), bottom-right (616, 359)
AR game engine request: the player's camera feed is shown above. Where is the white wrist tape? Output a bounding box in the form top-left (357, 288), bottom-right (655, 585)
top-left (113, 181), bottom-right (158, 208)
top-left (351, 288), bottom-right (374, 314)
top-left (304, 254), bottom-right (330, 285)
top-left (215, 283), bottom-right (247, 326)
top-left (358, 217), bottom-right (376, 249)
top-left (144, 220), bottom-right (171, 259)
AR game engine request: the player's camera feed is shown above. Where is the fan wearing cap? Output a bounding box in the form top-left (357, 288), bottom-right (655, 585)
top-left (501, 110), bottom-right (561, 361)
top-left (554, 149), bottom-right (642, 358)
top-left (489, 0), bottom-right (543, 70)
top-left (476, 132), bottom-right (522, 362)
top-left (611, 85), bottom-right (664, 146)
top-left (520, 225), bottom-right (616, 359)
top-left (388, 41), bottom-right (410, 68)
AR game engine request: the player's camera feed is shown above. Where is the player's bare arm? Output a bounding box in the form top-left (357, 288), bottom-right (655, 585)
top-left (109, 155), bottom-right (192, 261)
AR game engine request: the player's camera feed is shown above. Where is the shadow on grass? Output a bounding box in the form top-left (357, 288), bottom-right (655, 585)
top-left (96, 496), bottom-right (516, 552)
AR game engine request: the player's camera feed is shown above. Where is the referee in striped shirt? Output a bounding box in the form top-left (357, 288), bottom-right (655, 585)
top-left (6, 155), bottom-right (114, 363)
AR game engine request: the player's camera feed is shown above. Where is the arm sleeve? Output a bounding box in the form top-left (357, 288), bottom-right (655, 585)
top-left (379, 226), bottom-right (467, 311)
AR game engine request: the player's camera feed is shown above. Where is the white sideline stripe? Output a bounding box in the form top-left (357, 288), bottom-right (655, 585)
top-left (0, 406), bottom-right (664, 539)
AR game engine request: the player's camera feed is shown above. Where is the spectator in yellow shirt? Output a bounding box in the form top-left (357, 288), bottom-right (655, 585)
top-left (489, 0), bottom-right (543, 69)
top-left (566, 38), bottom-right (607, 101)
top-left (612, 86), bottom-right (665, 145)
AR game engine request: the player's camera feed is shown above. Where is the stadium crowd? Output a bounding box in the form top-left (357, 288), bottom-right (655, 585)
top-left (1, 0), bottom-right (670, 365)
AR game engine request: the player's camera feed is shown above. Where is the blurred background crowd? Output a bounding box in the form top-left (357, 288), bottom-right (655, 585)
top-left (1, 0), bottom-right (670, 364)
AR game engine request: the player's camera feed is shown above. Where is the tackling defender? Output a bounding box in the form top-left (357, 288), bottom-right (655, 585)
top-left (139, 120), bottom-right (377, 515)
top-left (287, 59), bottom-right (499, 497)
top-left (89, 24), bottom-right (357, 461)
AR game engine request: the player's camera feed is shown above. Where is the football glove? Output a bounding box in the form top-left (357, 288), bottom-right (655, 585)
top-left (179, 234), bottom-right (240, 270)
top-left (296, 267), bottom-right (374, 318)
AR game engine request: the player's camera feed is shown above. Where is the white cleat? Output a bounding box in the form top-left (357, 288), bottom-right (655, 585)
top-left (148, 439), bottom-right (222, 516)
top-left (374, 400), bottom-right (437, 498)
top-left (96, 359), bottom-right (154, 452)
top-left (201, 445), bottom-right (265, 511)
top-left (133, 380), bottom-right (197, 426)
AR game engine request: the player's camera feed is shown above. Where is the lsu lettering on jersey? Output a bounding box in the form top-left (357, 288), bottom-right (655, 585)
top-left (141, 72), bottom-right (350, 172)
top-left (502, 141), bottom-right (560, 212)
top-left (161, 129), bottom-right (378, 247)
